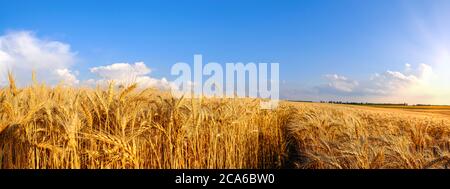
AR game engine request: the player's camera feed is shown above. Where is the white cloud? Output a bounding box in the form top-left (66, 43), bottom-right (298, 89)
top-left (0, 31), bottom-right (78, 86)
top-left (366, 63), bottom-right (433, 95)
top-left (316, 63), bottom-right (450, 104)
top-left (322, 64), bottom-right (435, 96)
top-left (417, 63), bottom-right (434, 79)
top-left (55, 68), bottom-right (79, 86)
top-left (367, 71), bottom-right (418, 94)
top-left (87, 62), bottom-right (174, 90)
top-left (0, 31), bottom-right (172, 90)
top-left (324, 74), bottom-right (359, 92)
top-left (0, 51), bottom-right (13, 63)
top-left (90, 62), bottom-right (150, 80)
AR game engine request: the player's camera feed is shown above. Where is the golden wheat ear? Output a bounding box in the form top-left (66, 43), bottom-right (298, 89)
top-left (7, 71), bottom-right (19, 97)
top-left (119, 83), bottom-right (137, 101)
top-left (31, 70), bottom-right (38, 86)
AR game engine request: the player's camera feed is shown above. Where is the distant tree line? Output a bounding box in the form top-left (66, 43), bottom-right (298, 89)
top-left (319, 101), bottom-right (409, 106)
top-left (288, 100), bottom-right (447, 106)
top-left (290, 100), bottom-right (314, 103)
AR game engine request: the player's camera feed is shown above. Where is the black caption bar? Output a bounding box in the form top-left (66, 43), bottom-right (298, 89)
top-left (1, 169), bottom-right (449, 188)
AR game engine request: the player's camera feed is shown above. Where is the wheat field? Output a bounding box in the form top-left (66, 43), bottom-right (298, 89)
top-left (1, 73), bottom-right (450, 169)
top-left (0, 73), bottom-right (294, 169)
top-left (287, 102), bottom-right (450, 169)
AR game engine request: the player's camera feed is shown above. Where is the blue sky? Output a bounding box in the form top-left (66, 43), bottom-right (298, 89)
top-left (1, 0), bottom-right (450, 104)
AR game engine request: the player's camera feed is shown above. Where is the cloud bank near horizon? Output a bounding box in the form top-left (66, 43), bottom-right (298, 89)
top-left (289, 63), bottom-right (449, 105)
top-left (0, 31), bottom-right (172, 89)
top-left (0, 31), bottom-right (78, 85)
top-left (86, 62), bottom-right (173, 90)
